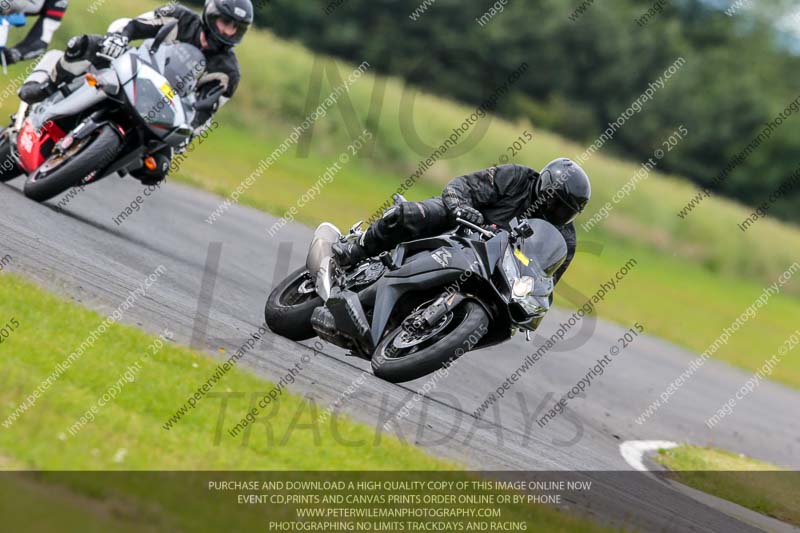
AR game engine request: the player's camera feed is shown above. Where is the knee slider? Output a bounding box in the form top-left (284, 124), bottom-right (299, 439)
top-left (65, 35), bottom-right (103, 62)
top-left (65, 35), bottom-right (89, 60)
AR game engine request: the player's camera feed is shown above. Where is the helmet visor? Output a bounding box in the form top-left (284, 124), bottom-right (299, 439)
top-left (207, 13), bottom-right (249, 46)
top-left (541, 190), bottom-right (583, 226)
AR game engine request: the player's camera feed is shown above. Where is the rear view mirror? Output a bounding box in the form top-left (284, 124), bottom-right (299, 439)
top-left (516, 221), bottom-right (534, 239)
top-left (194, 84), bottom-right (224, 111)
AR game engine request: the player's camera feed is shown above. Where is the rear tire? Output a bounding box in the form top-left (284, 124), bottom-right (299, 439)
top-left (0, 130), bottom-right (22, 182)
top-left (372, 300), bottom-right (489, 383)
top-left (23, 126), bottom-right (121, 202)
top-left (265, 267), bottom-right (323, 341)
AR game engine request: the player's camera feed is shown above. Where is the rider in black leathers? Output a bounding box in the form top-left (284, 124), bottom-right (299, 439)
top-left (334, 159), bottom-right (591, 285)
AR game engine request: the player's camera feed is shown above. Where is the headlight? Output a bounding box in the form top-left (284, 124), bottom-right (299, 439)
top-left (502, 247), bottom-right (518, 283)
top-left (516, 296), bottom-right (546, 316)
top-left (512, 276), bottom-right (534, 299)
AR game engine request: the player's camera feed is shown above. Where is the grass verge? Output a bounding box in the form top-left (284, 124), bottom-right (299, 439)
top-left (0, 274), bottom-right (444, 469)
top-left (656, 445), bottom-right (800, 527)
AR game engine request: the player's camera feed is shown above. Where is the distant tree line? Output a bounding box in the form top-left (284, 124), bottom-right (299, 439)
top-left (188, 0), bottom-right (800, 222)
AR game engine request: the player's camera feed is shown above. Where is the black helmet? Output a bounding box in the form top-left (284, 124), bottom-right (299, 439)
top-left (533, 158), bottom-right (591, 226)
top-left (202, 0), bottom-right (253, 48)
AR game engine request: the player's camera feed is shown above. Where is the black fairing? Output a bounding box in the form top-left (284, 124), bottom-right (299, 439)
top-left (368, 233), bottom-right (514, 348)
top-left (327, 219), bottom-right (566, 354)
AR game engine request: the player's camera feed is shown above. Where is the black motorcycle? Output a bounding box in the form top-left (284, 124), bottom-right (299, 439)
top-left (265, 204), bottom-right (567, 383)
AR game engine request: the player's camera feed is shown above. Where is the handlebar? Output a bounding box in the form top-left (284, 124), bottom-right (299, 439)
top-left (455, 217), bottom-right (496, 239)
top-left (455, 217), bottom-right (535, 244)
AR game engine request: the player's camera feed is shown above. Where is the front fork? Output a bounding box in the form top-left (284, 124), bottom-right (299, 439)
top-left (3, 101), bottom-right (30, 163)
top-left (13, 102), bottom-right (28, 132)
top-left (409, 292), bottom-right (466, 333)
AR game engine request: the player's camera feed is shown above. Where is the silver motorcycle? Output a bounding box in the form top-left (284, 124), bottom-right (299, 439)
top-left (0, 23), bottom-right (214, 201)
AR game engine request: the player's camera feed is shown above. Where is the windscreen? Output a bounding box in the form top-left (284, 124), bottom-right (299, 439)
top-left (135, 73), bottom-right (176, 128)
top-left (518, 219), bottom-right (568, 277)
top-left (160, 43), bottom-right (206, 97)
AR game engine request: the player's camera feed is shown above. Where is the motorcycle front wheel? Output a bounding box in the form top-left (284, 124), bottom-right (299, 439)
top-left (265, 267), bottom-right (323, 341)
top-left (372, 299), bottom-right (489, 383)
top-left (23, 126), bottom-right (121, 202)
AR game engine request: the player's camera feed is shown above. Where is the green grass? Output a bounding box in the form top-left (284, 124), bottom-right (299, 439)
top-left (0, 274), bottom-right (445, 470)
top-left (656, 446), bottom-right (800, 527)
top-left (2, 0), bottom-right (800, 390)
top-left (0, 274), bottom-right (611, 532)
top-left (561, 240), bottom-right (800, 388)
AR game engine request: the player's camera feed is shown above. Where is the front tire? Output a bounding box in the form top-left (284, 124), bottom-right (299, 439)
top-left (0, 130), bottom-right (22, 182)
top-left (372, 299), bottom-right (489, 383)
top-left (265, 267), bottom-right (323, 341)
top-left (23, 126), bottom-right (121, 202)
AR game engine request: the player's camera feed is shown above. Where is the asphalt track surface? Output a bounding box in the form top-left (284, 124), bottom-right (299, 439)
top-left (1, 176), bottom-right (798, 532)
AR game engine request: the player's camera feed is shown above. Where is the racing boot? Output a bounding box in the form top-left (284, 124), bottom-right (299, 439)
top-left (18, 79), bottom-right (56, 104)
top-left (18, 50), bottom-right (64, 104)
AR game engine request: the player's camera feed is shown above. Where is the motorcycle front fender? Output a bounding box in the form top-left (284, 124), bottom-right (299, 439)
top-left (369, 268), bottom-right (464, 346)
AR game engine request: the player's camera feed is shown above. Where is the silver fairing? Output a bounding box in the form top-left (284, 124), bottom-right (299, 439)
top-left (115, 41), bottom-right (200, 146)
top-left (26, 40), bottom-right (201, 149)
top-left (29, 79), bottom-right (108, 130)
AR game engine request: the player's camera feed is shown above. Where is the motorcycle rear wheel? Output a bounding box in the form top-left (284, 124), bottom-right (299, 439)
top-left (0, 130), bottom-right (22, 182)
top-left (23, 126), bottom-right (121, 202)
top-left (265, 267), bottom-right (323, 341)
top-left (372, 299), bottom-right (489, 383)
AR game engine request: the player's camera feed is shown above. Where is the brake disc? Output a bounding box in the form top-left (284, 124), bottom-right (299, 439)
top-left (392, 313), bottom-right (452, 349)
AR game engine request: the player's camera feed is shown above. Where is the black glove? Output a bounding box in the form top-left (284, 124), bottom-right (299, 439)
top-left (0, 48), bottom-right (22, 65)
top-left (453, 206), bottom-right (484, 226)
top-left (98, 33), bottom-right (129, 60)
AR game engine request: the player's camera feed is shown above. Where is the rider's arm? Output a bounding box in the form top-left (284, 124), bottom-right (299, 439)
top-left (191, 55), bottom-right (241, 130)
top-left (442, 164), bottom-right (530, 213)
top-left (553, 223), bottom-right (576, 285)
top-left (108, 5), bottom-right (183, 41)
top-left (442, 167), bottom-right (500, 213)
top-left (191, 81), bottom-right (225, 131)
top-left (10, 0), bottom-right (66, 60)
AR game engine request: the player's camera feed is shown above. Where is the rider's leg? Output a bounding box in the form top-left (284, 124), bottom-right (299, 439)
top-left (12, 1), bottom-right (66, 62)
top-left (334, 198), bottom-right (453, 268)
top-left (19, 35), bottom-right (103, 104)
